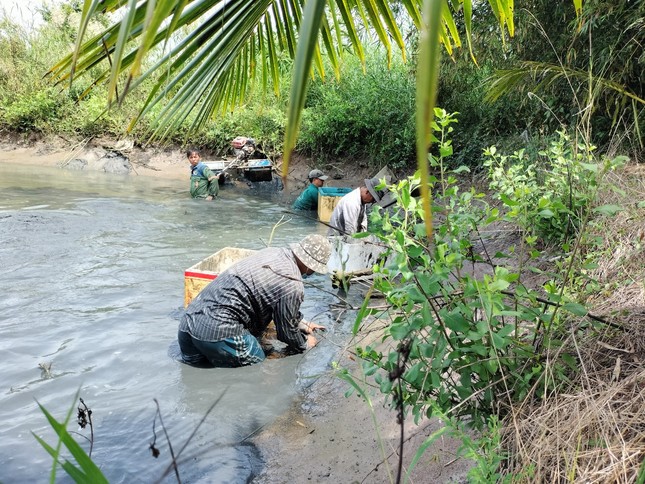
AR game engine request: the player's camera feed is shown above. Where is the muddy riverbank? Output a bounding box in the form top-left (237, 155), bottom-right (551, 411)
top-left (0, 133), bottom-right (381, 199)
top-left (251, 323), bottom-right (474, 484)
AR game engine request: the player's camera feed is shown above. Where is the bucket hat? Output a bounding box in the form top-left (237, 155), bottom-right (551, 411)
top-left (364, 176), bottom-right (393, 207)
top-left (290, 234), bottom-right (332, 274)
top-left (308, 169), bottom-right (329, 181)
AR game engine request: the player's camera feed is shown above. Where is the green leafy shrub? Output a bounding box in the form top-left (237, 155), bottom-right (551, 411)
top-left (483, 131), bottom-right (621, 244)
top-left (0, 9), bottom-right (137, 137)
top-left (437, 54), bottom-right (527, 169)
top-left (348, 111), bottom-right (584, 431)
top-left (2, 89), bottom-right (61, 132)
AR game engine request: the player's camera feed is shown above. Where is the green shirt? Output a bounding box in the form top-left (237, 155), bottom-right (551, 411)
top-left (190, 162), bottom-right (220, 199)
top-left (292, 183), bottom-right (320, 210)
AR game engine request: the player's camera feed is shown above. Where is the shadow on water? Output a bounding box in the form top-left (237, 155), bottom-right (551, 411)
top-left (0, 162), bottom-right (358, 482)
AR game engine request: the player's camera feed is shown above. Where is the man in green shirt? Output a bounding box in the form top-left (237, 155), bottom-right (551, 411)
top-left (187, 148), bottom-right (221, 200)
top-left (292, 169), bottom-right (328, 211)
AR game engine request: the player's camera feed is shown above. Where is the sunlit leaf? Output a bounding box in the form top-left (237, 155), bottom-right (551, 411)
top-left (562, 302), bottom-right (588, 317)
top-left (282, 0), bottom-right (325, 178)
top-left (416, 0), bottom-right (443, 241)
top-left (593, 204), bottom-right (624, 216)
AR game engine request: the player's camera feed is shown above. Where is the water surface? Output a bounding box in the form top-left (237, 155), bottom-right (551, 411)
top-left (0, 162), bottom-right (351, 483)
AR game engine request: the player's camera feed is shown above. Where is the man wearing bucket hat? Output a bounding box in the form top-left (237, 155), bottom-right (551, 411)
top-left (327, 176), bottom-right (392, 236)
top-left (178, 234), bottom-right (332, 368)
top-left (292, 169), bottom-right (329, 211)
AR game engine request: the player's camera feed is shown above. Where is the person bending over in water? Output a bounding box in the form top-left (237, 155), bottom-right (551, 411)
top-left (327, 176), bottom-right (391, 235)
top-left (178, 234), bottom-right (332, 367)
top-left (186, 148), bottom-right (222, 200)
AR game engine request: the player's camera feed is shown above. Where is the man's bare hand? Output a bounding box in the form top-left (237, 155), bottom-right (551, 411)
top-left (307, 334), bottom-right (318, 348)
top-left (299, 321), bottom-right (326, 334)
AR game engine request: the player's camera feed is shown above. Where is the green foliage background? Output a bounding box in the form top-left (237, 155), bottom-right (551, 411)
top-left (298, 53), bottom-right (416, 170)
top-left (0, 1), bottom-right (641, 166)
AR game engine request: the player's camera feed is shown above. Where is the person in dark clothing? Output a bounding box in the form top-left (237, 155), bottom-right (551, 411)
top-left (292, 169), bottom-right (329, 211)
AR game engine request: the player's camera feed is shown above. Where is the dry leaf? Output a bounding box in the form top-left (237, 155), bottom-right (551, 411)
top-left (598, 341), bottom-right (634, 354)
top-left (612, 356), bottom-right (621, 381)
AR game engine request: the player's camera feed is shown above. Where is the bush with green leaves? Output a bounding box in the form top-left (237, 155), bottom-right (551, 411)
top-left (484, 131), bottom-right (624, 244)
top-left (346, 111), bottom-right (588, 432)
top-left (436, 52), bottom-right (528, 169)
top-left (298, 53), bottom-right (416, 170)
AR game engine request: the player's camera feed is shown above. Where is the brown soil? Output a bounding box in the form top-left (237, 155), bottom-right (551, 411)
top-left (0, 132), bottom-right (378, 189)
top-left (252, 321), bottom-right (475, 484)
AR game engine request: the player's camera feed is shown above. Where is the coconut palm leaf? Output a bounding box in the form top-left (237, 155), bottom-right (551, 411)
top-left (333, 0), bottom-right (366, 64)
top-left (49, 0), bottom-right (492, 141)
top-left (283, 0), bottom-right (327, 171)
top-left (50, 1), bottom-right (377, 128)
top-left (486, 60), bottom-right (643, 147)
top-left (415, 0), bottom-right (443, 240)
top-left (489, 0), bottom-right (514, 41)
top-left (462, 0), bottom-right (476, 64)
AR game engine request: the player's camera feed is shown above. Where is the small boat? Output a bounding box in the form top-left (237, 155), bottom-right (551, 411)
top-left (242, 159), bottom-right (273, 182)
top-left (183, 247), bottom-right (256, 307)
top-left (202, 136), bottom-right (274, 183)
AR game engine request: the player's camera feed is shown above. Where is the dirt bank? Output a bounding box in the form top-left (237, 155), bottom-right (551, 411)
top-left (0, 133), bottom-right (381, 197)
top-left (251, 321), bottom-right (474, 484)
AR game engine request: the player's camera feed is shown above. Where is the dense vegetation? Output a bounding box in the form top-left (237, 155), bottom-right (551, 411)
top-left (342, 108), bottom-right (637, 481)
top-left (0, 1), bottom-right (641, 168)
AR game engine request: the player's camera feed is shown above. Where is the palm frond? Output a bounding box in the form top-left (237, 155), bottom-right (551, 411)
top-left (282, 0), bottom-right (327, 172)
top-left (50, 0), bottom-right (413, 140)
top-left (50, 0), bottom-right (524, 143)
top-left (415, 0), bottom-right (443, 241)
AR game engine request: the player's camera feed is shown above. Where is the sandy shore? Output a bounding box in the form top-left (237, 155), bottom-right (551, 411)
top-left (0, 135), bottom-right (473, 483)
top-left (0, 135), bottom-right (203, 180)
top-left (0, 134), bottom-right (376, 196)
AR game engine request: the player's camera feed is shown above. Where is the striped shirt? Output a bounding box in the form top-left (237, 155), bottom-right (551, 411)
top-left (179, 247), bottom-right (308, 352)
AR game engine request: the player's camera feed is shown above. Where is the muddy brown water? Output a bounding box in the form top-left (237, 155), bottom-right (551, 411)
top-left (0, 161), bottom-right (357, 483)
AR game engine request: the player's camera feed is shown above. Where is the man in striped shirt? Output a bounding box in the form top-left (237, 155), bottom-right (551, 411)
top-left (178, 234), bottom-right (332, 367)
